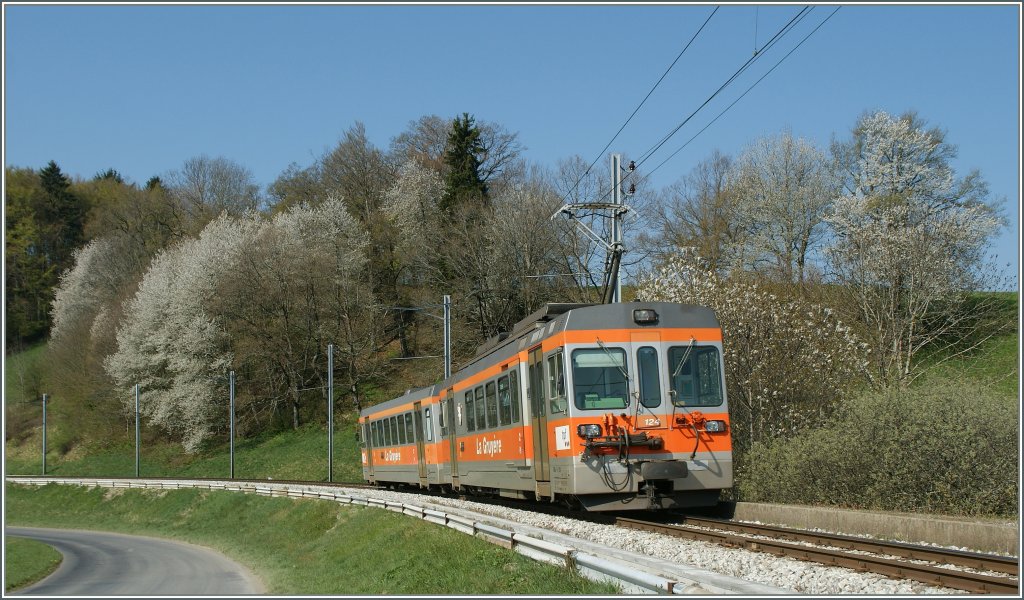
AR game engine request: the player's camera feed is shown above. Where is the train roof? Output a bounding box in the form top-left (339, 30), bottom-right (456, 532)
top-left (360, 383), bottom-right (439, 418)
top-left (457, 301), bottom-right (719, 379)
top-left (361, 301), bottom-right (720, 418)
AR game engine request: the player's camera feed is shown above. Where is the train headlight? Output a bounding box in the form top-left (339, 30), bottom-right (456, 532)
top-left (577, 424), bottom-right (602, 438)
top-left (704, 420), bottom-right (727, 433)
top-left (633, 309), bottom-right (659, 325)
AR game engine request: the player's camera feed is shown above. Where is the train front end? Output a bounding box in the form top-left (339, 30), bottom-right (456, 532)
top-left (545, 302), bottom-right (732, 511)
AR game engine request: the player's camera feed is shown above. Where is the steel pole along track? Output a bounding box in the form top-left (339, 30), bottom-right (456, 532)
top-left (616, 517), bottom-right (1018, 594)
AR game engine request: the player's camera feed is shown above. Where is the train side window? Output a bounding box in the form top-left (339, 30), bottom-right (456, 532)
top-left (474, 387), bottom-right (486, 431)
top-left (390, 417), bottom-right (399, 446)
top-left (485, 381), bottom-right (498, 428)
top-left (425, 407), bottom-right (433, 442)
top-left (465, 391), bottom-right (476, 432)
top-left (395, 415), bottom-right (404, 445)
top-left (361, 423), bottom-right (368, 448)
top-left (546, 352), bottom-right (567, 413)
top-left (637, 346), bottom-right (663, 408)
top-left (439, 400), bottom-right (447, 437)
top-left (497, 376), bottom-right (511, 426)
top-left (376, 421), bottom-right (383, 447)
top-left (383, 418), bottom-right (391, 446)
top-left (510, 370), bottom-right (521, 423)
top-left (372, 421), bottom-right (379, 447)
top-left (405, 412), bottom-right (415, 443)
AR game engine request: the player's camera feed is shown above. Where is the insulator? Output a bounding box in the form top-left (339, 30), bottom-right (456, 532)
top-left (628, 160), bottom-right (636, 171)
top-left (628, 183), bottom-right (636, 195)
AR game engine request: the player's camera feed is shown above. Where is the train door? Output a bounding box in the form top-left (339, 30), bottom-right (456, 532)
top-left (445, 389), bottom-right (459, 489)
top-left (363, 420), bottom-right (374, 479)
top-left (632, 332), bottom-right (668, 430)
top-left (528, 345), bottom-right (550, 484)
top-left (414, 401), bottom-right (427, 484)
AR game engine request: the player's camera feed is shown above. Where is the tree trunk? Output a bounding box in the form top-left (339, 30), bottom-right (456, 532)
top-left (291, 385), bottom-right (301, 430)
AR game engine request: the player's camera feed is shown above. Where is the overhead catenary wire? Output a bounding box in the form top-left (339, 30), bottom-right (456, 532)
top-left (632, 6), bottom-right (812, 168)
top-left (638, 7), bottom-right (843, 185)
top-left (581, 5), bottom-right (819, 209)
top-left (561, 6), bottom-right (720, 203)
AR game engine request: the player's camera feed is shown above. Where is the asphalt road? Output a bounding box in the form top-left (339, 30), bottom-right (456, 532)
top-left (6, 527), bottom-right (264, 595)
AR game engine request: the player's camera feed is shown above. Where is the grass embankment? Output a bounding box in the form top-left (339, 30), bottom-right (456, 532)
top-left (918, 328), bottom-right (1018, 398)
top-left (5, 483), bottom-right (616, 595)
top-left (4, 536), bottom-right (62, 592)
top-left (6, 417), bottom-right (366, 483)
top-left (4, 341), bottom-right (412, 480)
top-left (3, 343), bottom-right (46, 405)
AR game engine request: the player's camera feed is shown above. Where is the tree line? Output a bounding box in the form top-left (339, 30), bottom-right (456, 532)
top-left (5, 110), bottom-right (1011, 474)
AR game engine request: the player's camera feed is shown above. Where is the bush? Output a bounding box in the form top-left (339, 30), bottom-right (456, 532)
top-left (738, 379), bottom-right (1018, 517)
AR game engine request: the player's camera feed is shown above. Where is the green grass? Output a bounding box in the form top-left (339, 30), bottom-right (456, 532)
top-left (915, 331), bottom-right (1018, 398)
top-left (5, 416), bottom-right (367, 483)
top-left (3, 342), bottom-right (47, 405)
top-left (912, 291), bottom-right (1018, 398)
top-left (5, 483), bottom-right (617, 595)
top-left (4, 536), bottom-right (63, 592)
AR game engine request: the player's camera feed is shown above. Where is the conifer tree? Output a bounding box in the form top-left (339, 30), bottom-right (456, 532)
top-left (440, 113), bottom-right (488, 214)
top-left (93, 168), bottom-right (125, 183)
top-left (36, 160), bottom-right (86, 266)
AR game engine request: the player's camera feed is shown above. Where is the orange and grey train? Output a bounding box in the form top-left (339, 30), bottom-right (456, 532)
top-left (359, 301), bottom-right (732, 511)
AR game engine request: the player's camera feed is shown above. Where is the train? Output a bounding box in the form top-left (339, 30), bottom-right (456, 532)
top-left (358, 301), bottom-right (732, 511)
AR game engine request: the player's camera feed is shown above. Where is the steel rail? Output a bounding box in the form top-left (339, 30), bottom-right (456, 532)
top-left (678, 515), bottom-right (1018, 576)
top-left (616, 517), bottom-right (1018, 594)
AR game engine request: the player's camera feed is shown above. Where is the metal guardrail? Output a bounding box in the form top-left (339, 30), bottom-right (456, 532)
top-left (5, 476), bottom-right (784, 595)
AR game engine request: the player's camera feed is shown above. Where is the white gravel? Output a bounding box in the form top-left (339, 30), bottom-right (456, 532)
top-left (330, 485), bottom-right (973, 595)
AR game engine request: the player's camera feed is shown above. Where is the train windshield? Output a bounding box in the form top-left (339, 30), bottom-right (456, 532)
top-left (668, 345), bottom-right (724, 407)
top-left (572, 348), bottom-right (629, 410)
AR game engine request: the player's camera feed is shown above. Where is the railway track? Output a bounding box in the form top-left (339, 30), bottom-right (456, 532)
top-left (616, 516), bottom-right (1019, 594)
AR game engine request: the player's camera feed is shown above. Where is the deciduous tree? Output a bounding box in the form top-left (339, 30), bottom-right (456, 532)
top-left (728, 132), bottom-right (836, 283)
top-left (166, 155), bottom-right (261, 229)
top-left (827, 110), bottom-right (1006, 386)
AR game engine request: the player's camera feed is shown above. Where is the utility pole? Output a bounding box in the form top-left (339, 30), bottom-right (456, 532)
top-left (328, 343), bottom-right (334, 483)
top-left (385, 297), bottom-right (452, 383)
top-left (443, 295), bottom-right (452, 380)
top-left (229, 370), bottom-right (235, 479)
top-left (41, 394), bottom-right (47, 475)
top-left (134, 384), bottom-right (140, 477)
top-left (551, 154), bottom-right (634, 304)
top-left (609, 154), bottom-right (625, 304)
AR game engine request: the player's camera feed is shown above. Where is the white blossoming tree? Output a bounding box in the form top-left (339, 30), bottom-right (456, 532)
top-left (105, 214), bottom-right (260, 451)
top-left (728, 131), bottom-right (838, 283)
top-left (105, 198), bottom-right (374, 451)
top-left (637, 251), bottom-right (868, 456)
top-left (218, 198), bottom-right (374, 430)
top-left (828, 110), bottom-right (1006, 386)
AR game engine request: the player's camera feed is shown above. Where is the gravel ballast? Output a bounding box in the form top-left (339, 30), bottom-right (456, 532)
top-left (327, 485), bottom-right (965, 595)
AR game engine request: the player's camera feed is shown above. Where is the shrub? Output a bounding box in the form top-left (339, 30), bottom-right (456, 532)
top-left (739, 380), bottom-right (1018, 516)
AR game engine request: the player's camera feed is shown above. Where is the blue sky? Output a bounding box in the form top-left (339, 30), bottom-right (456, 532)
top-left (4, 3), bottom-right (1020, 278)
